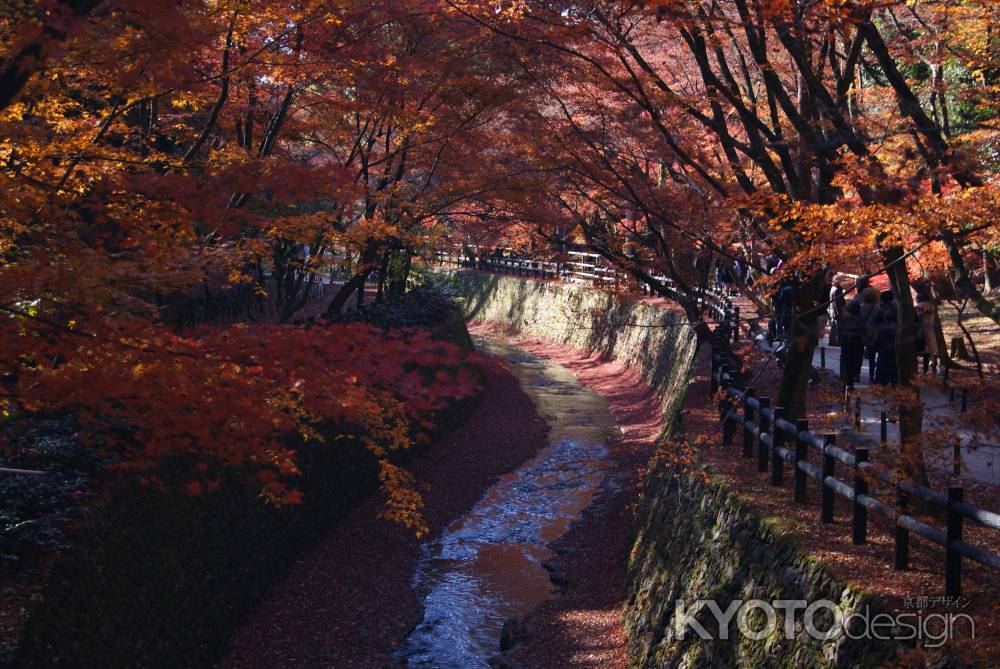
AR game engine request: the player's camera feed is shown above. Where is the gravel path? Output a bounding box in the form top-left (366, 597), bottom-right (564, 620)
top-left (468, 325), bottom-right (667, 669)
top-left (222, 358), bottom-right (549, 669)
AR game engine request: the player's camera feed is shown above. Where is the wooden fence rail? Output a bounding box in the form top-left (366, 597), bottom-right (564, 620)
top-left (431, 247), bottom-right (737, 328)
top-left (711, 333), bottom-right (1000, 598)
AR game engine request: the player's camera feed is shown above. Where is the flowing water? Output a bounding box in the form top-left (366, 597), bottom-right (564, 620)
top-left (399, 338), bottom-right (621, 668)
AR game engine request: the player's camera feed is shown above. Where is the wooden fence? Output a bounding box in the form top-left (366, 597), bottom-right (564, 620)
top-left (431, 247), bottom-right (736, 326)
top-left (711, 332), bottom-right (1000, 597)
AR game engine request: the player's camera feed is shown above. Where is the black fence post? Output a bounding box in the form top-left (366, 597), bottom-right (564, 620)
top-left (854, 396), bottom-right (862, 430)
top-left (794, 419), bottom-right (809, 504)
top-left (757, 398), bottom-right (771, 473)
top-left (953, 443), bottom-right (962, 476)
top-left (820, 346), bottom-right (826, 369)
top-left (743, 387), bottom-right (757, 459)
top-left (821, 434), bottom-right (836, 523)
top-left (961, 389), bottom-right (968, 413)
top-left (720, 367), bottom-right (734, 446)
top-left (946, 486), bottom-right (964, 598)
top-left (732, 305), bottom-right (740, 345)
top-left (710, 350), bottom-right (719, 396)
top-left (771, 407), bottom-right (786, 486)
top-left (894, 487), bottom-right (910, 571)
top-left (853, 448), bottom-right (869, 544)
top-left (880, 411), bottom-right (888, 445)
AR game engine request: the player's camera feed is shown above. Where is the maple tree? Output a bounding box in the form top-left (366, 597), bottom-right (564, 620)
top-left (447, 0), bottom-right (999, 482)
top-left (0, 0), bottom-right (519, 524)
top-left (2, 0), bottom-right (998, 504)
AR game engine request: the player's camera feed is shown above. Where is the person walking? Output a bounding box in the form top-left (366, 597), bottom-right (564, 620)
top-left (915, 290), bottom-right (940, 373)
top-left (839, 301), bottom-right (866, 389)
top-left (858, 286), bottom-right (881, 381)
top-left (765, 253), bottom-right (782, 275)
top-left (716, 263), bottom-right (733, 294)
top-left (828, 278), bottom-right (847, 347)
top-left (773, 280), bottom-right (795, 340)
top-left (872, 308), bottom-right (900, 386)
top-left (849, 276), bottom-right (871, 307)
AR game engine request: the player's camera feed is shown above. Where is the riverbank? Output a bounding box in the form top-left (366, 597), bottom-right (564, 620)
top-left (221, 359), bottom-right (549, 668)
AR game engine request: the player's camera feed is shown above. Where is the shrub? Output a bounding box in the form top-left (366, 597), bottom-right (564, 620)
top-left (339, 271), bottom-right (464, 329)
top-left (13, 305), bottom-right (480, 667)
top-left (1, 418), bottom-right (98, 569)
top-left (15, 386), bottom-right (478, 668)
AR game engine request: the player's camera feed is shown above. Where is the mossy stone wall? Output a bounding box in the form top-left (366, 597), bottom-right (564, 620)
top-left (454, 271), bottom-right (697, 421)
top-left (625, 471), bottom-right (896, 669)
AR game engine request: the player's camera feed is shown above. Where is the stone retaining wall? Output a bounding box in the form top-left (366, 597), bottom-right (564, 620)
top-left (454, 271), bottom-right (697, 422)
top-left (625, 474), bottom-right (896, 668)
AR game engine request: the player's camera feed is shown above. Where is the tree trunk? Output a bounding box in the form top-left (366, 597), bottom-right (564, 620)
top-left (985, 249), bottom-right (998, 293)
top-left (943, 233), bottom-right (1000, 325)
top-left (884, 245), bottom-right (928, 487)
top-left (775, 273), bottom-right (826, 422)
top-left (385, 249), bottom-right (412, 302)
top-left (776, 305), bottom-right (820, 421)
top-left (0, 0), bottom-right (102, 112)
top-left (324, 272), bottom-right (367, 317)
top-left (374, 251), bottom-right (390, 304)
top-left (356, 272), bottom-right (365, 311)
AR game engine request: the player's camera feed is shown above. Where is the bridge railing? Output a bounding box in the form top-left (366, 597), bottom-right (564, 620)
top-left (710, 333), bottom-right (1000, 598)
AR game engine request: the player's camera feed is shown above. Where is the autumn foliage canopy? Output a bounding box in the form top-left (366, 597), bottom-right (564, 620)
top-left (0, 0), bottom-right (518, 519)
top-left (2, 0), bottom-right (1000, 506)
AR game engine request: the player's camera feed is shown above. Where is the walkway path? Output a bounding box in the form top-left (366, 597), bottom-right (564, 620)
top-left (800, 334), bottom-right (999, 485)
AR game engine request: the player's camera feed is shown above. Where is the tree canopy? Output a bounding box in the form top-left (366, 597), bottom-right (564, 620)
top-left (2, 0), bottom-right (999, 503)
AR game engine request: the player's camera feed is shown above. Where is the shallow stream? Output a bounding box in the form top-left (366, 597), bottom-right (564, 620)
top-left (398, 338), bottom-right (620, 667)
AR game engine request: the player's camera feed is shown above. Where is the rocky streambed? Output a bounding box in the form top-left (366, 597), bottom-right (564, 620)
top-left (398, 338), bottom-right (621, 667)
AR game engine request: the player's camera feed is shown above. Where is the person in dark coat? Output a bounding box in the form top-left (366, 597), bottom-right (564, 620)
top-left (773, 281), bottom-right (796, 340)
top-left (872, 309), bottom-right (899, 386)
top-left (849, 276), bottom-right (870, 306)
top-left (716, 263), bottom-right (733, 293)
top-left (839, 301), bottom-right (866, 389)
top-left (857, 286), bottom-right (880, 381)
top-left (695, 247), bottom-right (711, 283)
top-left (876, 290), bottom-right (896, 325)
top-left (828, 280), bottom-right (847, 346)
top-left (765, 253), bottom-right (782, 274)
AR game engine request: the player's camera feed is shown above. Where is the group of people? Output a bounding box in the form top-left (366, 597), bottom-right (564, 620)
top-left (828, 277), bottom-right (940, 389)
top-left (714, 259), bottom-right (755, 294)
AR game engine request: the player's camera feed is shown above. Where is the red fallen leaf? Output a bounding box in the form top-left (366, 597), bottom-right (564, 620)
top-left (185, 481), bottom-right (203, 496)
